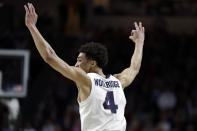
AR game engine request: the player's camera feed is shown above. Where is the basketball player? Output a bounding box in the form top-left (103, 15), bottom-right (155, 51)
top-left (24, 3), bottom-right (145, 131)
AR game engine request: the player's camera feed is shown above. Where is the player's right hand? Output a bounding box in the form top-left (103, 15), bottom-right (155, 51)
top-left (24, 3), bottom-right (38, 28)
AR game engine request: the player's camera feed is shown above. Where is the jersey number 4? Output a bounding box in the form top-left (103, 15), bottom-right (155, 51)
top-left (103, 91), bottom-right (118, 113)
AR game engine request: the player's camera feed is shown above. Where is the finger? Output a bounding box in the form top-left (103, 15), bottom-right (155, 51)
top-left (139, 22), bottom-right (142, 31)
top-left (130, 30), bottom-right (137, 40)
top-left (28, 3), bottom-right (33, 14)
top-left (129, 36), bottom-right (133, 40)
top-left (30, 3), bottom-right (35, 14)
top-left (28, 3), bottom-right (31, 9)
top-left (131, 30), bottom-right (135, 35)
top-left (134, 22), bottom-right (139, 30)
top-left (31, 4), bottom-right (36, 14)
top-left (24, 5), bottom-right (29, 14)
top-left (129, 35), bottom-right (135, 41)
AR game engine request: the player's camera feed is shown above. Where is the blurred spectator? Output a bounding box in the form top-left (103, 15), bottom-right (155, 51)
top-left (187, 95), bottom-right (197, 119)
top-left (23, 122), bottom-right (36, 131)
top-left (157, 89), bottom-right (177, 110)
top-left (42, 118), bottom-right (55, 131)
top-left (93, 0), bottom-right (110, 14)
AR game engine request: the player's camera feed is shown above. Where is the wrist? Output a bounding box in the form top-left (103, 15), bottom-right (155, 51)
top-left (135, 40), bottom-right (144, 46)
top-left (27, 25), bottom-right (38, 34)
top-left (27, 24), bottom-right (37, 30)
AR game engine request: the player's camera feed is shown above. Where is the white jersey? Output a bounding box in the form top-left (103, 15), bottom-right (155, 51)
top-left (78, 73), bottom-right (127, 131)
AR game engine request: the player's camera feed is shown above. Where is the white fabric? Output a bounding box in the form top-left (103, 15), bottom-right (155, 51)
top-left (78, 73), bottom-right (126, 131)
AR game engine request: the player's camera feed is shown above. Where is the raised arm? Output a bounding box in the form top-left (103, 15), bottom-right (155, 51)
top-left (24, 3), bottom-right (90, 87)
top-left (114, 22), bottom-right (145, 88)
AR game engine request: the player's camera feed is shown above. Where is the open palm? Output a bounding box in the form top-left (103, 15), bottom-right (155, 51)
top-left (24, 3), bottom-right (38, 28)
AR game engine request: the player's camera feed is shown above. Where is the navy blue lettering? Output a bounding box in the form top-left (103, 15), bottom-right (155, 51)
top-left (94, 79), bottom-right (120, 88)
top-left (105, 82), bottom-right (110, 88)
top-left (94, 79), bottom-right (99, 86)
top-left (103, 91), bottom-right (118, 113)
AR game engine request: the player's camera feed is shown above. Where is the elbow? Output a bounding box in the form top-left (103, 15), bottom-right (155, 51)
top-left (132, 66), bottom-right (140, 74)
top-left (134, 69), bottom-right (139, 75)
top-left (132, 63), bottom-right (141, 73)
top-left (43, 53), bottom-right (56, 63)
top-left (43, 49), bottom-right (57, 63)
top-left (135, 67), bottom-right (140, 73)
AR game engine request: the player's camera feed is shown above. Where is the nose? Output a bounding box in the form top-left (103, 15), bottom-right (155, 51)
top-left (75, 63), bottom-right (79, 67)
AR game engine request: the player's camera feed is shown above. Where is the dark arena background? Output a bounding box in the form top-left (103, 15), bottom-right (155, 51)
top-left (0, 0), bottom-right (197, 130)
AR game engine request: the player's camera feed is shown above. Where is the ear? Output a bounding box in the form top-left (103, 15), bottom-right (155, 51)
top-left (91, 60), bottom-right (97, 67)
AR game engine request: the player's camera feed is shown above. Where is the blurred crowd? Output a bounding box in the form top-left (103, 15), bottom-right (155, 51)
top-left (93, 0), bottom-right (197, 16)
top-left (0, 0), bottom-right (197, 131)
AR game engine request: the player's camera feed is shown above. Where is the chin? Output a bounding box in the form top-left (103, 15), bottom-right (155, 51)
top-left (80, 67), bottom-right (88, 73)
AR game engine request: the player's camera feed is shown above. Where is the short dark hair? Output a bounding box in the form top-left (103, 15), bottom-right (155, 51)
top-left (79, 42), bottom-right (108, 68)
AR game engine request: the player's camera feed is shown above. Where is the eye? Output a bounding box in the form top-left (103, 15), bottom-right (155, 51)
top-left (78, 59), bottom-right (82, 62)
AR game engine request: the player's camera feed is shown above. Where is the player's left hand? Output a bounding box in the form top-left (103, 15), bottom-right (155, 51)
top-left (129, 22), bottom-right (145, 45)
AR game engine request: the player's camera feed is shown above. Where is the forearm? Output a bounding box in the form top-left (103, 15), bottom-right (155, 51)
top-left (28, 26), bottom-right (56, 61)
top-left (129, 41), bottom-right (144, 72)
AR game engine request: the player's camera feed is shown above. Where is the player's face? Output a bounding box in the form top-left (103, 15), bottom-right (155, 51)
top-left (75, 53), bottom-right (92, 73)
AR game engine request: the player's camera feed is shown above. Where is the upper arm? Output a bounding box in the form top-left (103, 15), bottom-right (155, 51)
top-left (45, 54), bottom-right (91, 87)
top-left (114, 68), bottom-right (139, 89)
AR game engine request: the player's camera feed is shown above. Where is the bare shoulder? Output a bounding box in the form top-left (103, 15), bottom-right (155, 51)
top-left (71, 66), bottom-right (91, 87)
top-left (113, 73), bottom-right (129, 89)
top-left (113, 74), bottom-right (121, 80)
top-left (73, 67), bottom-right (92, 102)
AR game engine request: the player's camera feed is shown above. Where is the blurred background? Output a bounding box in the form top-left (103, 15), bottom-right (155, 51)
top-left (0, 0), bottom-right (197, 130)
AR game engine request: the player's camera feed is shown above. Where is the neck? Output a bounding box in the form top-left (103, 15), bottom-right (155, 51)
top-left (91, 67), bottom-right (105, 78)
